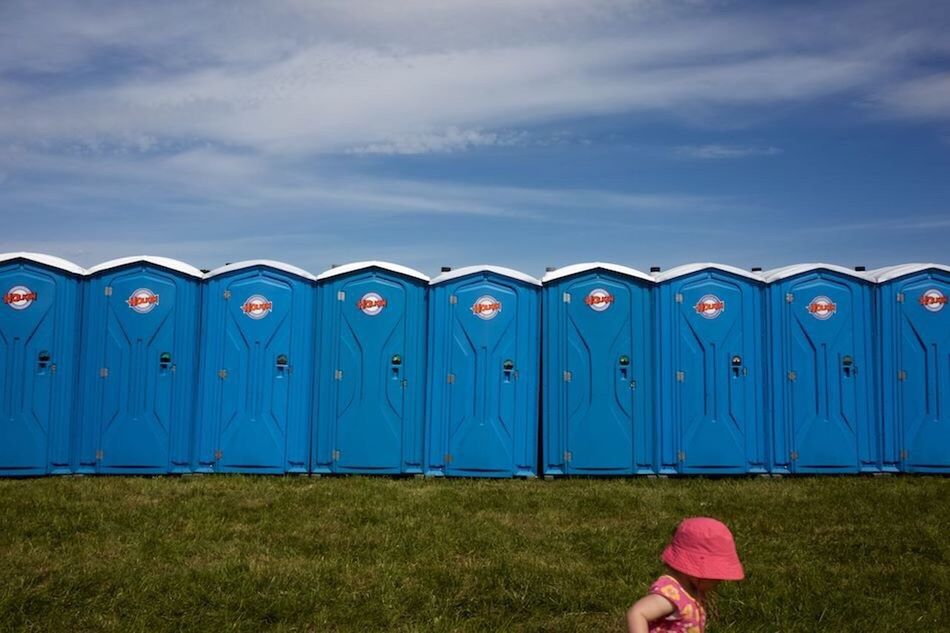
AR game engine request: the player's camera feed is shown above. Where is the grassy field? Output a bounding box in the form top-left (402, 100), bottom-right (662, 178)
top-left (0, 475), bottom-right (947, 632)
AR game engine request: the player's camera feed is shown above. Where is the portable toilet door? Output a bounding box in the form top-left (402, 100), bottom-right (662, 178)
top-left (873, 264), bottom-right (950, 473)
top-left (76, 257), bottom-right (201, 474)
top-left (426, 266), bottom-right (540, 477)
top-left (766, 264), bottom-right (877, 474)
top-left (655, 264), bottom-right (767, 475)
top-left (313, 262), bottom-right (428, 475)
top-left (194, 261), bottom-right (315, 474)
top-left (541, 263), bottom-right (654, 476)
top-left (0, 253), bottom-right (84, 476)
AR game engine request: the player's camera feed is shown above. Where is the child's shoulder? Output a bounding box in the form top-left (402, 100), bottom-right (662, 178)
top-left (650, 574), bottom-right (682, 592)
top-left (649, 575), bottom-right (692, 608)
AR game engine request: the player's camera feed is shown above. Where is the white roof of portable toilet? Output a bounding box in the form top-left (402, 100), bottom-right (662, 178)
top-left (430, 265), bottom-right (542, 287)
top-left (762, 263), bottom-right (873, 284)
top-left (0, 252), bottom-right (85, 275)
top-left (316, 260), bottom-right (429, 283)
top-left (653, 263), bottom-right (764, 283)
top-left (204, 259), bottom-right (317, 281)
top-left (541, 262), bottom-right (654, 284)
top-left (86, 256), bottom-right (204, 279)
top-left (868, 263), bottom-right (950, 283)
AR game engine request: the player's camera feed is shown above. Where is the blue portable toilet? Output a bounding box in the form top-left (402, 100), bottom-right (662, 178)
top-left (76, 256), bottom-right (201, 474)
top-left (541, 263), bottom-right (655, 476)
top-left (655, 264), bottom-right (767, 475)
top-left (765, 264), bottom-right (878, 474)
top-left (313, 261), bottom-right (428, 475)
top-left (872, 263), bottom-right (950, 473)
top-left (194, 260), bottom-right (316, 474)
top-left (0, 253), bottom-right (84, 476)
top-left (426, 266), bottom-right (540, 477)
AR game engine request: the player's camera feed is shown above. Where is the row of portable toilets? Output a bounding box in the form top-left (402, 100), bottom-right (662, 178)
top-left (1, 253), bottom-right (948, 478)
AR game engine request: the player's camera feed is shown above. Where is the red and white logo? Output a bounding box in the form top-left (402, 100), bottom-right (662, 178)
top-left (128, 288), bottom-right (159, 313)
top-left (357, 292), bottom-right (387, 316)
top-left (695, 294), bottom-right (725, 319)
top-left (585, 288), bottom-right (614, 312)
top-left (4, 285), bottom-right (36, 310)
top-left (472, 295), bottom-right (502, 320)
top-left (808, 295), bottom-right (836, 320)
top-left (242, 294), bottom-right (273, 319)
top-left (919, 289), bottom-right (947, 313)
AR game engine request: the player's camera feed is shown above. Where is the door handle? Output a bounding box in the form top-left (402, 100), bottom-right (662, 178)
top-left (842, 355), bottom-right (856, 378)
top-left (619, 354), bottom-right (630, 380)
top-left (276, 354), bottom-right (289, 372)
top-left (731, 355), bottom-right (745, 378)
top-left (503, 359), bottom-right (515, 383)
top-left (159, 351), bottom-right (172, 370)
top-left (391, 354), bottom-right (402, 380)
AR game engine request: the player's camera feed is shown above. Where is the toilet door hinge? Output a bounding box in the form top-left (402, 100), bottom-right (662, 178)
top-left (214, 450), bottom-right (223, 461)
top-left (449, 295), bottom-right (458, 305)
top-left (564, 451), bottom-right (572, 462)
top-left (898, 370), bottom-right (907, 382)
top-left (104, 286), bottom-right (113, 296)
top-left (337, 291), bottom-right (345, 301)
top-left (96, 450), bottom-right (104, 461)
top-left (787, 371), bottom-right (797, 381)
top-left (334, 370), bottom-right (343, 381)
top-left (677, 451), bottom-right (686, 462)
top-left (444, 453), bottom-right (453, 463)
top-left (562, 293), bottom-right (571, 303)
top-left (899, 449), bottom-right (909, 460)
top-left (786, 293), bottom-right (794, 303)
top-left (896, 293), bottom-right (904, 303)
top-left (401, 379), bottom-right (408, 389)
top-left (447, 373), bottom-right (455, 384)
top-left (675, 293), bottom-right (683, 304)
top-left (218, 369), bottom-right (228, 379)
top-left (790, 451), bottom-right (799, 461)
top-left (675, 371), bottom-right (685, 382)
top-left (223, 290), bottom-right (231, 300)
top-left (332, 450), bottom-right (341, 462)
top-left (99, 367), bottom-right (109, 378)
top-left (563, 371), bottom-right (572, 382)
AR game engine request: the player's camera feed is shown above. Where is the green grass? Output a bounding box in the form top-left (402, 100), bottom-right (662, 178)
top-left (1, 476), bottom-right (947, 632)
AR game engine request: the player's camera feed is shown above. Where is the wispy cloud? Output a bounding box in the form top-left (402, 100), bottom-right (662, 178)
top-left (870, 72), bottom-right (950, 120)
top-left (346, 127), bottom-right (527, 155)
top-left (1, 1), bottom-right (948, 155)
top-left (1, 145), bottom-right (737, 221)
top-left (0, 138), bottom-right (760, 271)
top-left (2, 1), bottom-right (949, 273)
top-left (793, 215), bottom-right (950, 233)
top-left (674, 144), bottom-right (782, 159)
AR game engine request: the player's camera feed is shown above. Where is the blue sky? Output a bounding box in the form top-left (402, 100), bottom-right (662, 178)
top-left (1, 0), bottom-right (949, 277)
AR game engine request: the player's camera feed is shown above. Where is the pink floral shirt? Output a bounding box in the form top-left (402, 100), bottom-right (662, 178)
top-left (647, 575), bottom-right (706, 633)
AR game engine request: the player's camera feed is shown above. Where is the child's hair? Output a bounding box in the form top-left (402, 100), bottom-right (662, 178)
top-left (661, 517), bottom-right (744, 582)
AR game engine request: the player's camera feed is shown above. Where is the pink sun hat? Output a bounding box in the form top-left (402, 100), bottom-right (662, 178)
top-left (661, 517), bottom-right (745, 581)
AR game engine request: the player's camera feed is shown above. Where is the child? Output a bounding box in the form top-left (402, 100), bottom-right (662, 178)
top-left (626, 517), bottom-right (744, 633)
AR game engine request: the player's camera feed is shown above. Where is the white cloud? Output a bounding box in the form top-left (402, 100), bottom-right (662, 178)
top-left (347, 128), bottom-right (527, 155)
top-left (793, 215), bottom-right (950, 233)
top-left (2, 1), bottom-right (947, 274)
top-left (0, 141), bottom-right (761, 272)
top-left (1, 1), bottom-right (948, 155)
top-left (871, 72), bottom-right (950, 120)
top-left (0, 144), bottom-right (741, 222)
top-left (675, 144), bottom-right (782, 159)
